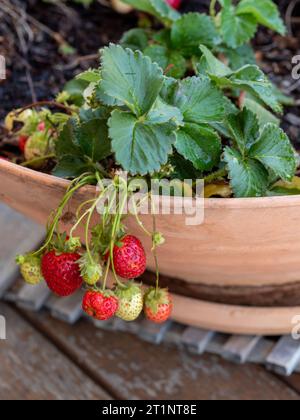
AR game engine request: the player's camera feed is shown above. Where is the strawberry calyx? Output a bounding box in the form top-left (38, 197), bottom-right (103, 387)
top-left (48, 233), bottom-right (82, 254)
top-left (144, 287), bottom-right (170, 314)
top-left (114, 280), bottom-right (143, 300)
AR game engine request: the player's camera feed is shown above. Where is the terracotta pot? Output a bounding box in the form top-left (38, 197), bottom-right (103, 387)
top-left (1, 160), bottom-right (300, 335)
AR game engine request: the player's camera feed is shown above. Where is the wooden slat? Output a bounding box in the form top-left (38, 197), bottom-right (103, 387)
top-left (138, 319), bottom-right (173, 344)
top-left (48, 291), bottom-right (84, 324)
top-left (16, 282), bottom-right (50, 311)
top-left (0, 204), bottom-right (44, 297)
top-left (20, 310), bottom-right (300, 400)
top-left (181, 327), bottom-right (215, 354)
top-left (223, 335), bottom-right (262, 364)
top-left (266, 336), bottom-right (300, 376)
top-left (0, 303), bottom-right (111, 400)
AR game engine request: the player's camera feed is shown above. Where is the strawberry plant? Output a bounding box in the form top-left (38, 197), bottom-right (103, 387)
top-left (8, 0), bottom-right (299, 323)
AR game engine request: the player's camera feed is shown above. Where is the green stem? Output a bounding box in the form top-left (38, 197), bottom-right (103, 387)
top-left (20, 154), bottom-right (55, 167)
top-left (109, 178), bottom-right (128, 289)
top-left (210, 0), bottom-right (217, 18)
top-left (32, 175), bottom-right (95, 256)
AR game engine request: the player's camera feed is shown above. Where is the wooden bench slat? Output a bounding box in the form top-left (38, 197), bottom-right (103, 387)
top-left (266, 336), bottom-right (300, 376)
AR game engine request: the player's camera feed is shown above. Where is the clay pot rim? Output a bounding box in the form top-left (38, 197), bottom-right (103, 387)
top-left (2, 159), bottom-right (300, 209)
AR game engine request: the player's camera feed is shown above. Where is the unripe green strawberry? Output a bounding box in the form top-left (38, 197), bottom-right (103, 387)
top-left (24, 131), bottom-right (49, 168)
top-left (79, 252), bottom-right (102, 286)
top-left (16, 255), bottom-right (43, 285)
top-left (115, 282), bottom-right (143, 322)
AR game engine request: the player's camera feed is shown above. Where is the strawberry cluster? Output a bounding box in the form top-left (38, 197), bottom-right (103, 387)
top-left (16, 174), bottom-right (172, 325)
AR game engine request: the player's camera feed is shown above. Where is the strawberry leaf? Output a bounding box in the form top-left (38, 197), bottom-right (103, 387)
top-left (120, 28), bottom-right (150, 51)
top-left (199, 48), bottom-right (282, 114)
top-left (76, 119), bottom-right (111, 162)
top-left (220, 0), bottom-right (257, 48)
top-left (223, 147), bottom-right (269, 197)
top-left (175, 123), bottom-right (222, 171)
top-left (161, 75), bottom-right (229, 123)
top-left (217, 44), bottom-right (256, 70)
top-left (99, 44), bottom-right (164, 117)
top-left (143, 45), bottom-right (187, 79)
top-left (171, 13), bottom-right (221, 57)
top-left (121, 0), bottom-right (180, 25)
top-left (108, 109), bottom-right (176, 175)
top-left (236, 0), bottom-right (286, 35)
top-left (54, 118), bottom-right (111, 178)
top-left (227, 108), bottom-right (259, 155)
top-left (249, 124), bottom-right (297, 181)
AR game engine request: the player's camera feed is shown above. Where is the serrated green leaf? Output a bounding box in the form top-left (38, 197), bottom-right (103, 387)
top-left (217, 44), bottom-right (256, 70)
top-left (242, 96), bottom-right (280, 127)
top-left (99, 44), bottom-right (164, 117)
top-left (223, 147), bottom-right (269, 197)
top-left (170, 153), bottom-right (202, 180)
top-left (79, 107), bottom-right (111, 123)
top-left (249, 124), bottom-right (297, 181)
top-left (76, 119), bottom-right (111, 162)
top-left (76, 69), bottom-right (101, 83)
top-left (55, 118), bottom-right (111, 178)
top-left (121, 0), bottom-right (180, 25)
top-left (227, 108), bottom-right (259, 154)
top-left (148, 97), bottom-right (184, 126)
top-left (171, 13), bottom-right (221, 57)
top-left (220, 0), bottom-right (257, 48)
top-left (175, 123), bottom-right (222, 171)
top-left (120, 28), bottom-right (149, 51)
top-left (55, 119), bottom-right (82, 157)
top-left (198, 45), bottom-right (231, 77)
top-left (203, 56), bottom-right (282, 113)
top-left (109, 110), bottom-right (176, 175)
top-left (161, 75), bottom-right (228, 123)
top-left (237, 0), bottom-right (286, 35)
top-left (64, 78), bottom-right (89, 106)
top-left (143, 45), bottom-right (186, 78)
top-left (53, 156), bottom-right (92, 179)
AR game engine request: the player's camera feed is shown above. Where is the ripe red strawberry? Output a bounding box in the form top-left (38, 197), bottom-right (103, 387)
top-left (166, 0), bottom-right (181, 9)
top-left (144, 287), bottom-right (173, 324)
top-left (41, 250), bottom-right (83, 296)
top-left (18, 135), bottom-right (28, 153)
top-left (82, 290), bottom-right (119, 321)
top-left (111, 235), bottom-right (146, 279)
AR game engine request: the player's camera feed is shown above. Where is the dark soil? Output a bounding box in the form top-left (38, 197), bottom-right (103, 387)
top-left (0, 0), bottom-right (299, 146)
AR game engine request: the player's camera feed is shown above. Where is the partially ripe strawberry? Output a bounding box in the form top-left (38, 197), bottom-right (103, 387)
top-left (82, 290), bottom-right (118, 321)
top-left (111, 235), bottom-right (146, 279)
top-left (166, 0), bottom-right (181, 9)
top-left (115, 282), bottom-right (143, 322)
top-left (16, 255), bottom-right (43, 285)
top-left (38, 121), bottom-right (46, 131)
top-left (144, 287), bottom-right (173, 324)
top-left (0, 156), bottom-right (9, 161)
top-left (18, 135), bottom-right (29, 153)
top-left (41, 251), bottom-right (83, 297)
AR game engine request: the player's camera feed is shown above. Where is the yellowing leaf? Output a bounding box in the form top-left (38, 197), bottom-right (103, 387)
top-left (204, 183), bottom-right (232, 198)
top-left (5, 109), bottom-right (33, 132)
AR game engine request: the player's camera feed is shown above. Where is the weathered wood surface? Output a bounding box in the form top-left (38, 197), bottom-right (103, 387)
top-left (0, 303), bottom-right (111, 400)
top-left (20, 310), bottom-right (300, 400)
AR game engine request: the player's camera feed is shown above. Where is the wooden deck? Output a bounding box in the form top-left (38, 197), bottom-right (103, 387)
top-left (1, 203), bottom-right (300, 400)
